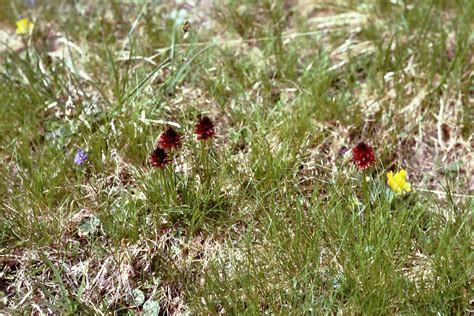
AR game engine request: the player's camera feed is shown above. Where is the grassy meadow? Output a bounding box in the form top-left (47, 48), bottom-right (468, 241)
top-left (0, 0), bottom-right (473, 314)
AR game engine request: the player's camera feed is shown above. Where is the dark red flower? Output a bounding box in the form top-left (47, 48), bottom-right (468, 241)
top-left (149, 147), bottom-right (170, 169)
top-left (352, 142), bottom-right (375, 170)
top-left (158, 127), bottom-right (182, 149)
top-left (194, 116), bottom-right (215, 140)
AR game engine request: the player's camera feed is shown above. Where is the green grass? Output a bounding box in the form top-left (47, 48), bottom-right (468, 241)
top-left (0, 0), bottom-right (472, 314)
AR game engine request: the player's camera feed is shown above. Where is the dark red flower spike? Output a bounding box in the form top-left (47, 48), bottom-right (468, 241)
top-left (352, 142), bottom-right (375, 170)
top-left (194, 116), bottom-right (215, 140)
top-left (149, 147), bottom-right (170, 169)
top-left (158, 127), bottom-right (182, 149)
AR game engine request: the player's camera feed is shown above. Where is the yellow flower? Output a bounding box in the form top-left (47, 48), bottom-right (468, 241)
top-left (16, 18), bottom-right (34, 35)
top-left (387, 169), bottom-right (412, 194)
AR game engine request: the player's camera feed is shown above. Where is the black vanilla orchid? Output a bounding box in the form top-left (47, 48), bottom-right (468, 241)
top-left (352, 142), bottom-right (375, 170)
top-left (149, 147), bottom-right (170, 169)
top-left (158, 127), bottom-right (182, 149)
top-left (194, 116), bottom-right (215, 141)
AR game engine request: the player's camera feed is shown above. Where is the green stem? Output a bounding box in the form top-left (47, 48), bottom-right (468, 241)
top-left (362, 171), bottom-right (371, 211)
top-left (199, 141), bottom-right (210, 184)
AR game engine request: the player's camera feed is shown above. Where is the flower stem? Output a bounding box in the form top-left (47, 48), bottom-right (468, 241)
top-left (362, 171), bottom-right (371, 211)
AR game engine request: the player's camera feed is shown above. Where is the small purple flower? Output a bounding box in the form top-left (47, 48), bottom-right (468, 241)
top-left (74, 149), bottom-right (88, 165)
